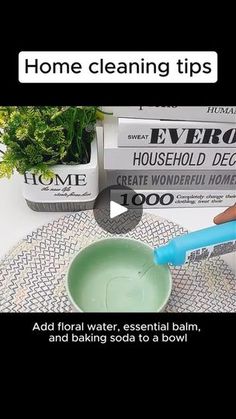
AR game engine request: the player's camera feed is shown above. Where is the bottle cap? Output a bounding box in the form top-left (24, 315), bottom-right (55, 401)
top-left (154, 244), bottom-right (173, 265)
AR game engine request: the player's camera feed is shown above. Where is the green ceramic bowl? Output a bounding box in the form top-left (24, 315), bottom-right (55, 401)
top-left (66, 238), bottom-right (172, 312)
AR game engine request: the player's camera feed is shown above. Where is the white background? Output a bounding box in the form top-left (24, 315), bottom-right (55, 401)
top-left (19, 51), bottom-right (218, 83)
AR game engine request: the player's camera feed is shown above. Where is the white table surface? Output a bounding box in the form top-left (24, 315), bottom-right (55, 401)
top-left (0, 172), bottom-right (235, 274)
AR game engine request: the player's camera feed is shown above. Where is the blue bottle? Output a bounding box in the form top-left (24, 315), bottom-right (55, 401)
top-left (154, 221), bottom-right (236, 266)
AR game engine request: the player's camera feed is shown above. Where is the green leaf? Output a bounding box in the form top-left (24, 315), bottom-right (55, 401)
top-left (0, 161), bottom-right (14, 178)
top-left (0, 106), bottom-right (99, 179)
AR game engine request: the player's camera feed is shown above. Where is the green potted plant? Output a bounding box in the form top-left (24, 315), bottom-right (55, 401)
top-left (0, 106), bottom-right (103, 211)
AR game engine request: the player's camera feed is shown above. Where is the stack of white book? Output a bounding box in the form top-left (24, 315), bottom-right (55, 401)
top-left (103, 107), bottom-right (236, 208)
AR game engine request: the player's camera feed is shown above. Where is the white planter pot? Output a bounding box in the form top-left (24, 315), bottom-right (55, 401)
top-left (22, 135), bottom-right (99, 212)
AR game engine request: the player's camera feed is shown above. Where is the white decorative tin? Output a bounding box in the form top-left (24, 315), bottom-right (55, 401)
top-left (23, 136), bottom-right (98, 212)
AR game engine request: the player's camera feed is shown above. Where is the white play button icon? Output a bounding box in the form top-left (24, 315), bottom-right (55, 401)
top-left (93, 185), bottom-right (143, 234)
top-left (110, 200), bottom-right (128, 219)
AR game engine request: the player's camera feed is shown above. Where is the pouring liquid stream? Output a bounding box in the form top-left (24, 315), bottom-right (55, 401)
top-left (105, 262), bottom-right (155, 311)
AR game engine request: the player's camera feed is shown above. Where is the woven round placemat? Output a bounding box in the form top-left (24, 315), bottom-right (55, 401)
top-left (0, 210), bottom-right (235, 312)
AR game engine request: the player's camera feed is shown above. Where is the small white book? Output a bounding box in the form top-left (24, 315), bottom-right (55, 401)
top-left (104, 147), bottom-right (236, 171)
top-left (111, 188), bottom-right (236, 209)
top-left (106, 170), bottom-right (236, 190)
top-left (117, 118), bottom-right (236, 147)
